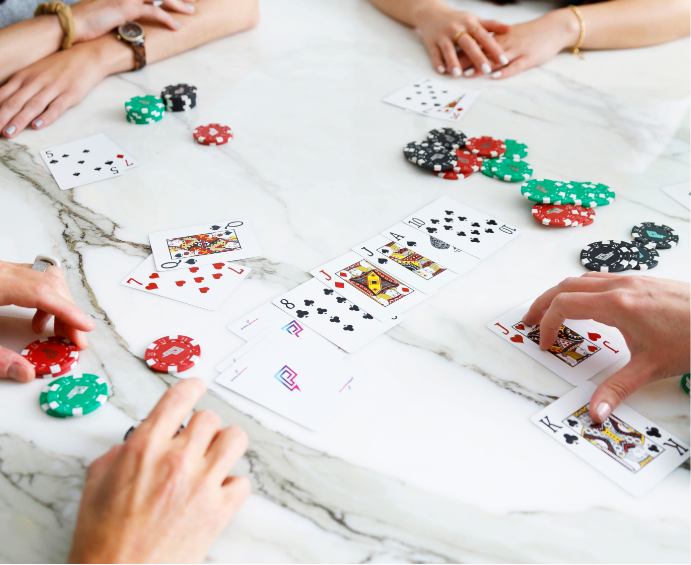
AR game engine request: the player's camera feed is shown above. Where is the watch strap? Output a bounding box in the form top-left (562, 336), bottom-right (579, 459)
top-left (132, 41), bottom-right (146, 70)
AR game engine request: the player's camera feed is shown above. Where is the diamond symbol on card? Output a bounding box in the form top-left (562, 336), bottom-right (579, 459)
top-left (335, 282), bottom-right (345, 288)
top-left (339, 272), bottom-right (347, 277)
top-left (117, 154), bottom-right (124, 159)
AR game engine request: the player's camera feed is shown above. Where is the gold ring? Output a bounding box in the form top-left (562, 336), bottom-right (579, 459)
top-left (469, 25), bottom-right (483, 35)
top-left (453, 30), bottom-right (467, 42)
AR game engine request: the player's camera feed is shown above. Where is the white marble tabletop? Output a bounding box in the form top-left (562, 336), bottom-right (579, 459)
top-left (0, 0), bottom-right (689, 562)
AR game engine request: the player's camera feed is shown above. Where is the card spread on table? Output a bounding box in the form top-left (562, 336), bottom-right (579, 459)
top-left (272, 278), bottom-right (403, 352)
top-left (215, 328), bottom-right (362, 431)
top-left (380, 222), bottom-right (479, 276)
top-left (382, 77), bottom-right (481, 122)
top-left (310, 251), bottom-right (428, 321)
top-left (121, 254), bottom-right (250, 310)
top-left (149, 220), bottom-right (261, 272)
top-left (353, 233), bottom-right (460, 294)
top-left (487, 299), bottom-right (628, 386)
top-left (40, 133), bottom-right (138, 190)
top-left (660, 181), bottom-right (690, 210)
top-left (227, 302), bottom-right (296, 342)
top-left (531, 382), bottom-right (690, 497)
top-left (402, 196), bottom-right (521, 260)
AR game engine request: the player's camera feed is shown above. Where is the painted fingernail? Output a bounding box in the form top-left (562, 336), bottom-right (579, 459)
top-left (452, 67), bottom-right (461, 77)
top-left (499, 54), bottom-right (509, 66)
top-left (33, 119), bottom-right (43, 128)
top-left (437, 66), bottom-right (445, 74)
top-left (491, 71), bottom-right (502, 79)
top-left (463, 68), bottom-right (475, 77)
top-left (186, 4), bottom-right (194, 11)
top-left (173, 20), bottom-right (181, 28)
top-left (596, 402), bottom-right (612, 422)
top-left (8, 363), bottom-right (31, 382)
top-left (4, 125), bottom-right (16, 136)
top-left (481, 63), bottom-right (491, 75)
top-left (153, 0), bottom-right (163, 5)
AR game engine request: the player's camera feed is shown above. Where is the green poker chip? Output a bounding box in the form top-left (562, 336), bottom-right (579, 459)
top-left (125, 95), bottom-right (165, 124)
top-left (480, 158), bottom-right (500, 178)
top-left (504, 139), bottom-right (528, 161)
top-left (39, 373), bottom-right (109, 418)
top-left (566, 182), bottom-right (615, 208)
top-left (521, 179), bottom-right (574, 204)
top-left (487, 158), bottom-right (533, 182)
top-left (682, 374), bottom-right (689, 394)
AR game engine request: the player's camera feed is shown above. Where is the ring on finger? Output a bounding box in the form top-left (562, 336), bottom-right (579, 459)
top-left (468, 25), bottom-right (483, 35)
top-left (453, 30), bottom-right (467, 42)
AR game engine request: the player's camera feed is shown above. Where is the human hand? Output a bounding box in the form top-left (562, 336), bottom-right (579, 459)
top-left (524, 273), bottom-right (690, 423)
top-left (414, 4), bottom-right (510, 77)
top-left (0, 260), bottom-right (94, 382)
top-left (69, 378), bottom-right (251, 564)
top-left (71, 0), bottom-right (193, 43)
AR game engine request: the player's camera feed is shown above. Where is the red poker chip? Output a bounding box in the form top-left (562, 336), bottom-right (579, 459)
top-left (453, 149), bottom-right (482, 174)
top-left (193, 123), bottom-right (233, 146)
top-left (145, 335), bottom-right (200, 375)
top-left (433, 169), bottom-right (472, 180)
top-left (465, 136), bottom-right (506, 158)
top-left (21, 336), bottom-right (79, 375)
top-left (532, 204), bottom-right (596, 227)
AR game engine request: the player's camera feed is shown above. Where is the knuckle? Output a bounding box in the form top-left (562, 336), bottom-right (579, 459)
top-left (224, 425), bottom-right (249, 449)
top-left (165, 449), bottom-right (191, 475)
top-left (34, 282), bottom-right (54, 300)
top-left (123, 433), bottom-right (152, 457)
top-left (196, 409), bottom-right (222, 429)
top-left (611, 288), bottom-right (633, 311)
top-left (233, 475), bottom-right (252, 497)
top-left (605, 380), bottom-right (631, 402)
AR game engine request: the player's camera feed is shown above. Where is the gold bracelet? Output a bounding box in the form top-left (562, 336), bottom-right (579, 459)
top-left (568, 5), bottom-right (585, 59)
top-left (35, 1), bottom-right (75, 50)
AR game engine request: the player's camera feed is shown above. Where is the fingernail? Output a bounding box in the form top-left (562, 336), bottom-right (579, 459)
top-left (463, 68), bottom-right (475, 77)
top-left (4, 125), bottom-right (16, 136)
top-left (186, 4), bottom-right (194, 11)
top-left (82, 315), bottom-right (95, 330)
top-left (491, 71), bottom-right (502, 79)
top-left (452, 67), bottom-right (461, 77)
top-left (499, 54), bottom-right (509, 66)
top-left (33, 119), bottom-right (43, 128)
top-left (596, 402), bottom-right (612, 422)
top-left (9, 363), bottom-right (31, 382)
top-left (174, 20), bottom-right (181, 28)
top-left (481, 63), bottom-right (491, 75)
top-left (437, 66), bottom-right (445, 74)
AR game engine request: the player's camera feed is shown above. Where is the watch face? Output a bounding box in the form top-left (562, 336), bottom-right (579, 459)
top-left (119, 22), bottom-right (143, 40)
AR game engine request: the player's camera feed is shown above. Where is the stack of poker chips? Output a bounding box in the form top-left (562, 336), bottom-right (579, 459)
top-left (125, 95), bottom-right (165, 124)
top-left (161, 84), bottom-right (197, 112)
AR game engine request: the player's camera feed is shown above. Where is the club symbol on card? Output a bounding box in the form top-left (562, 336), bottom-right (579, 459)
top-left (426, 228), bottom-right (437, 234)
top-left (362, 313), bottom-right (373, 319)
top-left (445, 210), bottom-right (453, 215)
top-left (646, 427), bottom-right (661, 438)
top-left (407, 241), bottom-right (416, 247)
top-left (457, 231), bottom-right (466, 237)
top-left (330, 316), bottom-right (340, 323)
top-left (336, 297), bottom-right (347, 303)
top-left (343, 325), bottom-right (354, 331)
top-left (73, 173), bottom-right (80, 177)
top-left (78, 160), bottom-right (85, 164)
top-left (649, 445), bottom-right (660, 453)
top-left (296, 310), bottom-right (309, 318)
top-left (83, 149), bottom-right (89, 153)
top-left (444, 226), bottom-right (452, 231)
top-left (567, 419), bottom-right (578, 427)
top-left (317, 308), bottom-right (327, 314)
top-left (94, 167), bottom-right (101, 171)
top-left (349, 304), bottom-right (359, 311)
top-left (444, 217), bottom-right (453, 222)
top-left (486, 220), bottom-right (497, 226)
top-left (431, 219), bottom-right (440, 224)
top-left (304, 300), bottom-right (315, 306)
top-left (510, 334), bottom-right (524, 343)
top-left (458, 216), bottom-right (466, 221)
top-left (470, 238), bottom-right (480, 243)
top-left (471, 230), bottom-right (480, 235)
top-left (50, 160), bottom-right (58, 164)
top-left (323, 288), bottom-right (333, 295)
top-left (62, 154), bottom-right (69, 157)
top-left (145, 283), bottom-right (158, 290)
top-left (564, 434), bottom-right (578, 445)
top-left (378, 258), bottom-right (388, 264)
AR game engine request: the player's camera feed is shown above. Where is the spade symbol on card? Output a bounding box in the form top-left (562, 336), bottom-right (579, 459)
top-left (73, 173), bottom-right (80, 177)
top-left (381, 249), bottom-right (389, 254)
top-left (472, 222), bottom-right (480, 227)
top-left (78, 160), bottom-right (85, 164)
top-left (378, 258), bottom-right (388, 264)
top-left (94, 167), bottom-right (101, 171)
top-left (62, 154), bottom-right (69, 158)
top-left (198, 287), bottom-right (209, 293)
top-left (510, 334), bottom-right (523, 343)
top-left (83, 149), bottom-right (89, 153)
top-left (145, 283), bottom-right (158, 290)
top-left (105, 161), bottom-right (113, 165)
top-left (317, 308), bottom-right (327, 314)
top-left (564, 434), bottom-right (578, 445)
top-left (343, 325), bottom-right (354, 332)
top-left (649, 445), bottom-right (659, 453)
top-left (323, 288), bottom-right (334, 295)
top-left (304, 300), bottom-right (315, 306)
top-left (587, 332), bottom-right (601, 341)
top-left (471, 230), bottom-right (480, 235)
top-left (646, 427), bottom-right (661, 438)
top-left (457, 231), bottom-right (466, 237)
top-left (296, 310), bottom-right (309, 318)
top-left (407, 241), bottom-right (416, 247)
top-left (50, 160), bottom-right (58, 164)
top-left (485, 229), bottom-right (494, 234)
top-left (184, 259), bottom-right (196, 265)
top-left (363, 313), bottom-right (373, 320)
top-left (149, 273), bottom-right (160, 279)
top-left (210, 225), bottom-right (220, 230)
top-left (330, 316), bottom-right (340, 323)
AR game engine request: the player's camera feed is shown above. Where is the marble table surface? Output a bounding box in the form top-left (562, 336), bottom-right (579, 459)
top-left (0, 0), bottom-right (689, 562)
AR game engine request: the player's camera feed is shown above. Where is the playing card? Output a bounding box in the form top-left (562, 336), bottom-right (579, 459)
top-left (310, 251), bottom-right (428, 321)
top-left (402, 196), bottom-right (521, 260)
top-left (353, 234), bottom-right (460, 294)
top-left (227, 302), bottom-right (295, 342)
top-left (272, 278), bottom-right (403, 352)
top-left (661, 181), bottom-right (690, 210)
top-left (149, 220), bottom-right (261, 272)
top-left (121, 254), bottom-right (250, 310)
top-left (382, 78), bottom-right (481, 122)
top-left (40, 134), bottom-right (138, 190)
top-left (381, 222), bottom-right (479, 276)
top-left (487, 299), bottom-right (628, 386)
top-left (215, 328), bottom-right (362, 431)
top-left (531, 382), bottom-right (690, 497)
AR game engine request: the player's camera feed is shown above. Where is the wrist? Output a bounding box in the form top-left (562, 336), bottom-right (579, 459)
top-left (412, 1), bottom-right (452, 29)
top-left (549, 7), bottom-right (582, 52)
top-left (94, 32), bottom-right (135, 75)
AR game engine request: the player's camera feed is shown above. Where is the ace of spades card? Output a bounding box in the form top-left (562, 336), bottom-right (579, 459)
top-left (40, 133), bottom-right (138, 190)
top-left (532, 382), bottom-right (690, 497)
top-left (402, 196), bottom-right (521, 260)
top-left (487, 299), bottom-right (628, 386)
top-left (149, 220), bottom-right (261, 272)
top-left (382, 78), bottom-right (481, 122)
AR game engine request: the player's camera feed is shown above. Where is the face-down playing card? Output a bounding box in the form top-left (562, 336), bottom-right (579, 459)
top-left (272, 278), bottom-right (403, 352)
top-left (532, 382), bottom-right (690, 497)
top-left (149, 220), bottom-right (261, 272)
top-left (402, 196), bottom-right (521, 260)
top-left (487, 299), bottom-right (628, 386)
top-left (310, 251), bottom-right (429, 321)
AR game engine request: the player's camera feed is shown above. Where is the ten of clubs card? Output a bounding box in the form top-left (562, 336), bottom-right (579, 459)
top-left (532, 382), bottom-right (690, 497)
top-left (149, 220), bottom-right (261, 272)
top-left (487, 299), bottom-right (628, 386)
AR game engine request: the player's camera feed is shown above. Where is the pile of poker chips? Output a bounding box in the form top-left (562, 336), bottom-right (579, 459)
top-left (193, 123), bottom-right (233, 146)
top-left (125, 95), bottom-right (165, 124)
top-left (21, 336), bottom-right (79, 377)
top-left (161, 83), bottom-right (197, 112)
top-left (580, 222), bottom-right (678, 272)
top-left (39, 373), bottom-right (109, 418)
top-left (145, 335), bottom-right (200, 375)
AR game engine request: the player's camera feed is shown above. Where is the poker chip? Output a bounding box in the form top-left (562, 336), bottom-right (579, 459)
top-left (486, 158), bottom-right (533, 182)
top-left (161, 84), bottom-right (197, 112)
top-left (564, 182), bottom-right (613, 208)
top-left (427, 128), bottom-right (467, 149)
top-left (632, 242), bottom-right (660, 270)
top-left (193, 123), bottom-right (233, 146)
top-left (453, 149), bottom-right (481, 174)
top-left (403, 141), bottom-right (427, 164)
top-left (631, 222), bottom-right (678, 249)
top-left (480, 158), bottom-right (499, 178)
top-left (580, 241), bottom-right (636, 272)
top-left (531, 204), bottom-right (593, 227)
top-left (39, 373), bottom-right (108, 418)
top-left (619, 241), bottom-right (640, 270)
top-left (682, 374), bottom-right (690, 395)
top-left (503, 139), bottom-right (528, 161)
top-left (125, 95), bottom-right (165, 124)
top-left (145, 335), bottom-right (200, 374)
top-left (21, 336), bottom-right (79, 375)
top-left (411, 143), bottom-right (456, 171)
top-left (465, 136), bottom-right (506, 158)
top-left (434, 169), bottom-right (472, 180)
top-left (521, 180), bottom-right (574, 205)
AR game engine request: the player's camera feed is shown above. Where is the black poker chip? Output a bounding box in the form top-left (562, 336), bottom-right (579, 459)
top-left (631, 222), bottom-right (678, 249)
top-left (580, 240), bottom-right (636, 272)
top-left (619, 241), bottom-right (640, 270)
top-left (161, 84), bottom-right (197, 112)
top-left (414, 144), bottom-right (456, 171)
top-left (427, 128), bottom-right (467, 150)
top-left (633, 241), bottom-right (660, 270)
top-left (403, 141), bottom-right (427, 164)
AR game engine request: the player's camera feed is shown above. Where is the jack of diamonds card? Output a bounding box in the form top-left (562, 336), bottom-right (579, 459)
top-left (487, 299), bottom-right (628, 386)
top-left (310, 251), bottom-right (428, 321)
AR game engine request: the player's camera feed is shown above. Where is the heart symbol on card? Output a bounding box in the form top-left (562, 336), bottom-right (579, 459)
top-left (198, 287), bottom-right (209, 293)
top-left (189, 267), bottom-right (199, 273)
top-left (510, 334), bottom-right (523, 343)
top-left (587, 332), bottom-right (601, 341)
top-left (213, 263), bottom-right (224, 269)
top-left (515, 323), bottom-right (525, 331)
top-left (212, 273), bottom-right (222, 279)
top-left (194, 277), bottom-right (204, 283)
top-left (145, 283), bottom-right (158, 290)
top-left (175, 281), bottom-right (186, 287)
top-left (587, 345), bottom-right (598, 352)
top-left (149, 273), bottom-right (159, 279)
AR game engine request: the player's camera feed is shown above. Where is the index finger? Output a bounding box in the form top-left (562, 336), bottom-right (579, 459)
top-left (139, 378), bottom-right (207, 440)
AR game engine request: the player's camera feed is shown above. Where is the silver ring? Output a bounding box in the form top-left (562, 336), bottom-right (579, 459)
top-left (31, 254), bottom-right (61, 273)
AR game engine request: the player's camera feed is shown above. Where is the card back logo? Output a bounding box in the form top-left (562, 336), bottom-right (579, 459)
top-left (282, 320), bottom-right (304, 337)
top-left (274, 365), bottom-right (300, 391)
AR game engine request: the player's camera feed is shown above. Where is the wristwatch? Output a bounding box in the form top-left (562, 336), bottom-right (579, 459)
top-left (31, 254), bottom-right (61, 273)
top-left (117, 22), bottom-right (146, 70)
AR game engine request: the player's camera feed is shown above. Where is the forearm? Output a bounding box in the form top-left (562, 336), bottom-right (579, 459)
top-left (0, 16), bottom-right (63, 84)
top-left (370, 0), bottom-right (451, 29)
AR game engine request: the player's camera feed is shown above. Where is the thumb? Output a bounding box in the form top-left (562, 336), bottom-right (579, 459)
top-left (589, 357), bottom-right (657, 423)
top-left (0, 346), bottom-right (36, 382)
top-left (480, 19), bottom-right (511, 34)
